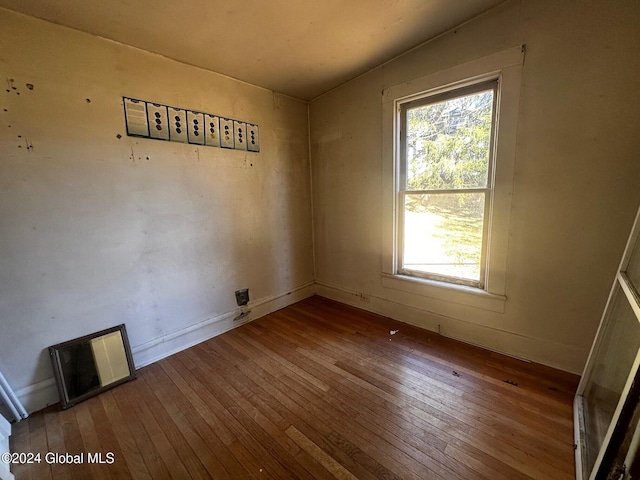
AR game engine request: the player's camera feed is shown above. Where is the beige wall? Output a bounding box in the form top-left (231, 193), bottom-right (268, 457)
top-left (310, 0), bottom-right (640, 373)
top-left (0, 9), bottom-right (314, 411)
top-left (1, 0), bottom-right (638, 417)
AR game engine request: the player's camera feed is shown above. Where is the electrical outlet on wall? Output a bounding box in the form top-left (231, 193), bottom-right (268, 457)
top-left (219, 117), bottom-right (234, 149)
top-left (235, 288), bottom-right (249, 306)
top-left (233, 120), bottom-right (247, 151)
top-left (187, 110), bottom-right (205, 145)
top-left (168, 107), bottom-right (188, 143)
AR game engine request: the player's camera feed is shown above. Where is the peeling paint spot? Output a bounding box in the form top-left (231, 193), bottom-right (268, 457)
top-left (26, 83), bottom-right (34, 90)
top-left (389, 330), bottom-right (398, 335)
top-left (86, 98), bottom-right (91, 103)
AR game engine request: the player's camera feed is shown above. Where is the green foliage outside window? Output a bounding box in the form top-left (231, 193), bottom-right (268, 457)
top-left (402, 89), bottom-right (494, 281)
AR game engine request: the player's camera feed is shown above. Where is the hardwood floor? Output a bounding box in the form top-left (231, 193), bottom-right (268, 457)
top-left (10, 296), bottom-right (579, 479)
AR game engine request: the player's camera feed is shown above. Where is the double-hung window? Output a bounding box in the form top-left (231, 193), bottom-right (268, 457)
top-left (382, 46), bottom-right (524, 313)
top-left (398, 80), bottom-right (497, 289)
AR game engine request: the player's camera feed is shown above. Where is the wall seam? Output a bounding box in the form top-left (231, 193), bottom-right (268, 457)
top-left (307, 102), bottom-right (317, 282)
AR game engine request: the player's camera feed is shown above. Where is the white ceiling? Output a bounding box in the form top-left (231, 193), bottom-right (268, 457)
top-left (0, 0), bottom-right (506, 100)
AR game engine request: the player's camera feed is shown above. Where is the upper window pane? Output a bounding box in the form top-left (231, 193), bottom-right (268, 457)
top-left (406, 89), bottom-right (494, 191)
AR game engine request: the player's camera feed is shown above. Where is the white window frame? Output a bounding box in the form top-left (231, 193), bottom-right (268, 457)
top-left (398, 79), bottom-right (498, 289)
top-left (381, 46), bottom-right (524, 313)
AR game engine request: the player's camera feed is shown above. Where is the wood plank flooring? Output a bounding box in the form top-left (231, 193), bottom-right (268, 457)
top-left (9, 296), bottom-right (580, 479)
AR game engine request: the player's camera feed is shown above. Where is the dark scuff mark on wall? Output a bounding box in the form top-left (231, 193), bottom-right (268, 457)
top-left (17, 135), bottom-right (34, 151)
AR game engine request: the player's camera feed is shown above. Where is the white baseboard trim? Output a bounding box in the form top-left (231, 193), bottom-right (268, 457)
top-left (17, 282), bottom-right (316, 415)
top-left (15, 378), bottom-right (58, 418)
top-left (315, 281), bottom-right (586, 374)
top-left (15, 278), bottom-right (582, 415)
top-left (0, 414), bottom-right (14, 480)
top-left (132, 281), bottom-right (316, 368)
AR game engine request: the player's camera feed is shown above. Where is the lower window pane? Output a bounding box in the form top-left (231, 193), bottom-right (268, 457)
top-left (582, 285), bottom-right (640, 475)
top-left (403, 192), bottom-right (485, 283)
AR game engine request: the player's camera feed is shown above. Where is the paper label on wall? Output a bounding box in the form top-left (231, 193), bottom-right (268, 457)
top-left (204, 114), bottom-right (220, 147)
top-left (233, 121), bottom-right (247, 151)
top-left (147, 103), bottom-right (169, 140)
top-left (187, 111), bottom-right (205, 145)
top-left (123, 98), bottom-right (149, 137)
top-left (168, 107), bottom-right (188, 143)
top-left (219, 117), bottom-right (234, 149)
top-left (247, 123), bottom-right (260, 152)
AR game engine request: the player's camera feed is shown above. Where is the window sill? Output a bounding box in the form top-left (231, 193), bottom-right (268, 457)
top-left (381, 273), bottom-right (506, 313)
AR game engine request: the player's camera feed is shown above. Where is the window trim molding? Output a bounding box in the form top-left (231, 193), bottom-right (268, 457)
top-left (381, 45), bottom-right (524, 312)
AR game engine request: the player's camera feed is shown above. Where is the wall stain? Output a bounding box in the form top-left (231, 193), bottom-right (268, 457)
top-left (5, 78), bottom-right (21, 95)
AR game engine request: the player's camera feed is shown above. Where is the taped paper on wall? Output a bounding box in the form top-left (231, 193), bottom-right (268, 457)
top-left (123, 98), bottom-right (149, 137)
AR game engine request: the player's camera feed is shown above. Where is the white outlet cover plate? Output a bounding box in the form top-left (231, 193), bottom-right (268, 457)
top-left (247, 123), bottom-right (260, 152)
top-left (187, 110), bottom-right (205, 145)
top-left (204, 114), bottom-right (220, 147)
top-left (233, 120), bottom-right (247, 151)
top-left (168, 107), bottom-right (188, 143)
top-left (147, 103), bottom-right (169, 140)
top-left (219, 117), bottom-right (234, 149)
